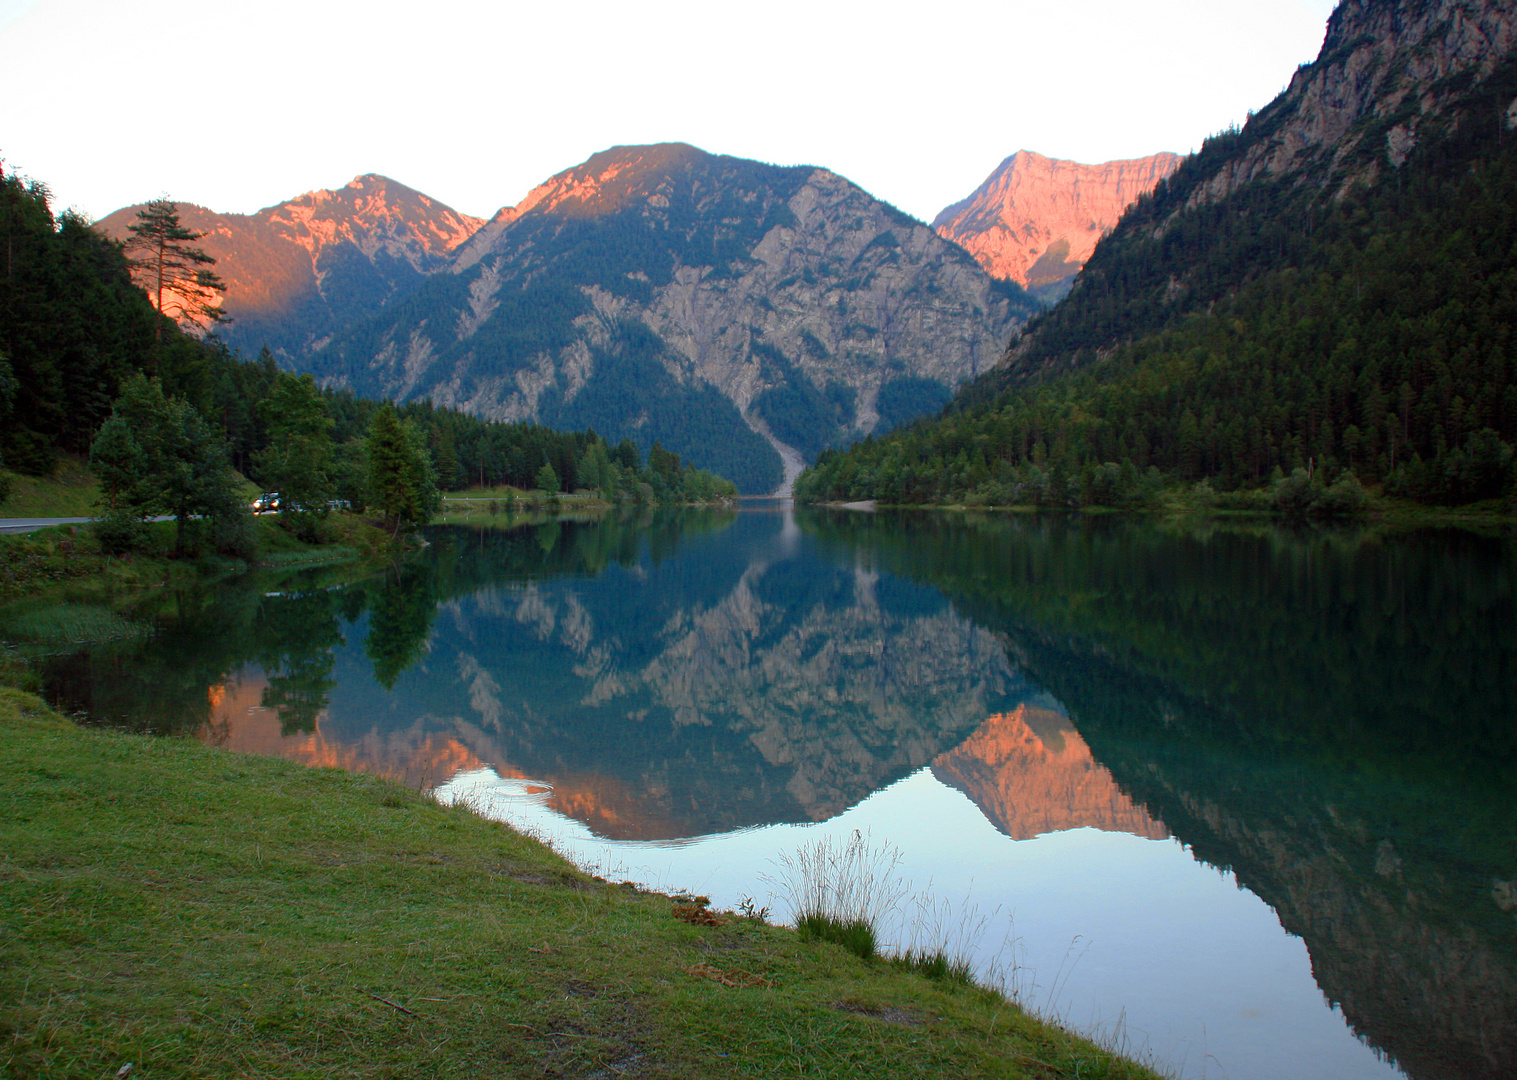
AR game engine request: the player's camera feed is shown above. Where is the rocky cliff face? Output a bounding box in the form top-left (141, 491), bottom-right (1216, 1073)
top-left (933, 151), bottom-right (1181, 302)
top-left (311, 144), bottom-right (1037, 491)
top-left (96, 175), bottom-right (483, 360)
top-left (1185, 0), bottom-right (1517, 205)
top-left (991, 0), bottom-right (1517, 390)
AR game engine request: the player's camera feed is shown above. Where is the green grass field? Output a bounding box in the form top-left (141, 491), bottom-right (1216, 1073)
top-left (0, 693), bottom-right (1165, 1080)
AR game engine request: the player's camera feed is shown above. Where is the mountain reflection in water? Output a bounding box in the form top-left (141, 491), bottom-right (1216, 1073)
top-left (25, 507), bottom-right (1517, 1080)
top-left (198, 674), bottom-right (1164, 845)
top-left (932, 706), bottom-right (1168, 842)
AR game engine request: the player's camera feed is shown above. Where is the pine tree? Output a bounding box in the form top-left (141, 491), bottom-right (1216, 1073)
top-left (366, 405), bottom-right (439, 535)
top-left (89, 374), bottom-right (244, 554)
top-left (123, 200), bottom-right (227, 341)
top-left (256, 373), bottom-right (336, 539)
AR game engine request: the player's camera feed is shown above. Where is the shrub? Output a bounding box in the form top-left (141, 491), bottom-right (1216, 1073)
top-left (1314, 471), bottom-right (1368, 517)
top-left (93, 510), bottom-right (148, 555)
top-left (213, 508), bottom-right (261, 560)
top-left (1271, 468), bottom-right (1318, 516)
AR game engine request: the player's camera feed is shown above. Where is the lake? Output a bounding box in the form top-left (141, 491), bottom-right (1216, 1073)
top-left (19, 506), bottom-right (1517, 1080)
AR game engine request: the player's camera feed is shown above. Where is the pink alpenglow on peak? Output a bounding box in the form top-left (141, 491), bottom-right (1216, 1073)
top-left (933, 150), bottom-right (1182, 300)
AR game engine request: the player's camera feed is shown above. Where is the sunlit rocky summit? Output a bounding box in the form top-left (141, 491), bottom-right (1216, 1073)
top-left (932, 150), bottom-right (1182, 302)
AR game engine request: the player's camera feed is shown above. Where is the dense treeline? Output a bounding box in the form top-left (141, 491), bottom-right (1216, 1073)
top-left (0, 163), bottom-right (735, 520)
top-left (798, 55), bottom-right (1517, 511)
top-left (1, 167), bottom-right (195, 474)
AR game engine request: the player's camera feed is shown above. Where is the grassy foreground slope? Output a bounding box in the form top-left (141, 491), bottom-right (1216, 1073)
top-left (0, 693), bottom-right (1161, 1080)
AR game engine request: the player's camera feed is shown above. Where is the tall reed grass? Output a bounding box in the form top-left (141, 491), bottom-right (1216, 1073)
top-left (767, 829), bottom-right (908, 960)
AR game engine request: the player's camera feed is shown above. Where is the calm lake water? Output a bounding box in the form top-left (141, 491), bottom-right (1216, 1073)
top-left (18, 507), bottom-right (1517, 1080)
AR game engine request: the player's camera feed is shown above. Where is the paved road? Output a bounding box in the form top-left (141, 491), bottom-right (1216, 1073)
top-left (0, 516), bottom-right (95, 534)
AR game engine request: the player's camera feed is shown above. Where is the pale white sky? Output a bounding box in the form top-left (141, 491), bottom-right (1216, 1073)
top-left (0, 0), bottom-right (1338, 225)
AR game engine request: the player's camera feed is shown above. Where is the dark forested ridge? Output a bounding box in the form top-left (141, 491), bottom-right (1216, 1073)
top-left (1, 167), bottom-right (164, 475)
top-left (798, 0), bottom-right (1517, 511)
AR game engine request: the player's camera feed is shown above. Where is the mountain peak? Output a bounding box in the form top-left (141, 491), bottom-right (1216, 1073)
top-left (94, 176), bottom-right (486, 362)
top-left (933, 150), bottom-right (1183, 298)
top-left (510, 141), bottom-right (714, 220)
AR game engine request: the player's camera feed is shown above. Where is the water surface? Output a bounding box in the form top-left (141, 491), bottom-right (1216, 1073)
top-left (20, 507), bottom-right (1517, 1080)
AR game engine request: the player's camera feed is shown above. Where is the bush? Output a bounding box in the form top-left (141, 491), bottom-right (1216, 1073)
top-left (1271, 467), bottom-right (1368, 517)
top-left (1271, 468), bottom-right (1318, 516)
top-left (1314, 471), bottom-right (1368, 517)
top-left (93, 510), bottom-right (148, 555)
top-left (213, 508), bottom-right (261, 561)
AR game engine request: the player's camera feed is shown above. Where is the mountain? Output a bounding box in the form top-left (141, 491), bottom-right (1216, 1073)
top-left (96, 175), bottom-right (484, 362)
top-left (999, 0), bottom-right (1517, 387)
top-left (307, 143), bottom-right (1039, 494)
top-left (798, 0), bottom-right (1517, 509)
top-left (932, 150), bottom-right (1182, 303)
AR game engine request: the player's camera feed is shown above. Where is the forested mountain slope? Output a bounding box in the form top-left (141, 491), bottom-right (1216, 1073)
top-left (2, 163), bottom-right (732, 512)
top-left (799, 0), bottom-right (1517, 508)
top-left (307, 144), bottom-right (1037, 493)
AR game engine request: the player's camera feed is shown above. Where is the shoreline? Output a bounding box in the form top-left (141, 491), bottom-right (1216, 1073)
top-left (0, 689), bottom-right (1167, 1080)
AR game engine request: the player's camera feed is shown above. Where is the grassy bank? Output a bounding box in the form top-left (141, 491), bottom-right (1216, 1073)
top-left (0, 513), bottom-right (396, 601)
top-left (0, 459), bottom-right (102, 518)
top-left (0, 695), bottom-right (1164, 1080)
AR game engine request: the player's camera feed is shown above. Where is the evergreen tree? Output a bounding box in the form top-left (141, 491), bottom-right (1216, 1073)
top-left (123, 199), bottom-right (227, 341)
top-left (365, 405), bottom-right (439, 534)
top-left (89, 374), bottom-right (246, 554)
top-left (0, 350), bottom-right (12, 506)
top-left (255, 373), bottom-right (335, 540)
top-left (534, 460), bottom-right (561, 494)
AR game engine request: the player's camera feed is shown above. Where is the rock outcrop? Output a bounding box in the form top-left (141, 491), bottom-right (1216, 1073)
top-left (932, 151), bottom-right (1181, 301)
top-left (1183, 0), bottom-right (1517, 206)
top-left (96, 175), bottom-right (483, 361)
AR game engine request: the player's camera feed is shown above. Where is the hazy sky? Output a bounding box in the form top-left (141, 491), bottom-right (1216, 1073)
top-left (1, 0), bottom-right (1338, 225)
